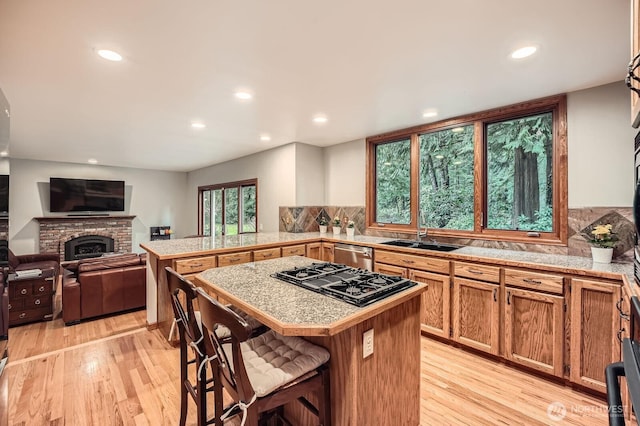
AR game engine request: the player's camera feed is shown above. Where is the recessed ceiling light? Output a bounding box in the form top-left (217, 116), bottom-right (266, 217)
top-left (88, 158), bottom-right (98, 164)
top-left (260, 134), bottom-right (271, 142)
top-left (422, 110), bottom-right (438, 118)
top-left (234, 91), bottom-right (253, 100)
top-left (191, 122), bottom-right (206, 129)
top-left (0, 151), bottom-right (8, 157)
top-left (97, 49), bottom-right (123, 62)
top-left (510, 46), bottom-right (537, 59)
top-left (435, 155), bottom-right (444, 159)
top-left (451, 127), bottom-right (464, 133)
top-left (313, 115), bottom-right (328, 124)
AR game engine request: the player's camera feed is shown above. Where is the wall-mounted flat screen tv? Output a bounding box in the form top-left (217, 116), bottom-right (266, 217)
top-left (50, 177), bottom-right (125, 212)
top-left (0, 175), bottom-right (8, 215)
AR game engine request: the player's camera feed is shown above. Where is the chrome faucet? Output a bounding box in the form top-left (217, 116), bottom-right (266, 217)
top-left (416, 209), bottom-right (427, 241)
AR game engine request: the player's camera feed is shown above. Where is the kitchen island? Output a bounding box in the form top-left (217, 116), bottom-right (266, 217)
top-left (194, 256), bottom-right (427, 426)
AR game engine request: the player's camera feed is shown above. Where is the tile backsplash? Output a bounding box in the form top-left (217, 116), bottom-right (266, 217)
top-left (279, 206), bottom-right (635, 261)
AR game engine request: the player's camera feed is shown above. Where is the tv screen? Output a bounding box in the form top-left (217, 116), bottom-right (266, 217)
top-left (0, 175), bottom-right (8, 214)
top-left (50, 177), bottom-right (125, 213)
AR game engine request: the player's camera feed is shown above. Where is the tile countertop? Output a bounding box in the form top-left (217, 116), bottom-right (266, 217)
top-left (141, 231), bottom-right (634, 283)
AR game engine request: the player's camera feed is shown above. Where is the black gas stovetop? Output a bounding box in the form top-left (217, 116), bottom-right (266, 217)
top-left (271, 262), bottom-right (417, 307)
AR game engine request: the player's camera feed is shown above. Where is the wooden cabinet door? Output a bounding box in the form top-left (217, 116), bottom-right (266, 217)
top-left (217, 251), bottom-right (252, 267)
top-left (321, 242), bottom-right (334, 262)
top-left (570, 279), bottom-right (621, 392)
top-left (410, 270), bottom-right (450, 339)
top-left (374, 262), bottom-right (407, 278)
top-left (504, 287), bottom-right (564, 377)
top-left (305, 242), bottom-right (322, 260)
top-left (452, 278), bottom-right (499, 355)
top-left (253, 247), bottom-right (280, 262)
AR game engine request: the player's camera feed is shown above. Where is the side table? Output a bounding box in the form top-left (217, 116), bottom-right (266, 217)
top-left (8, 268), bottom-right (57, 326)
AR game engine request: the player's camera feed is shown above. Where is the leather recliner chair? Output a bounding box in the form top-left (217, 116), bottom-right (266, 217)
top-left (62, 253), bottom-right (146, 325)
top-left (8, 249), bottom-right (60, 276)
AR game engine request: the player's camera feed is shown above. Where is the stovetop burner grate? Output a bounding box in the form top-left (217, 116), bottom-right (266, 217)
top-left (272, 262), bottom-right (417, 307)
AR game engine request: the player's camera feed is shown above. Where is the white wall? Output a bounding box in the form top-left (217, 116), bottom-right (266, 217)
top-left (186, 143), bottom-right (297, 234)
top-left (295, 143), bottom-right (325, 205)
top-left (323, 138), bottom-right (366, 205)
top-left (9, 158), bottom-right (188, 254)
top-left (567, 81), bottom-right (636, 207)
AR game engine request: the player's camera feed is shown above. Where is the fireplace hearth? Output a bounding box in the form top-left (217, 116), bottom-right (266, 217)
top-left (64, 235), bottom-right (115, 261)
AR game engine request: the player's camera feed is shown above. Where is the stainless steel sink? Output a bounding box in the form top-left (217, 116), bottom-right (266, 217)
top-left (380, 239), bottom-right (461, 252)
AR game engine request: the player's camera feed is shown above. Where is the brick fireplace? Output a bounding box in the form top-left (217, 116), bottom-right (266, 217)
top-left (35, 215), bottom-right (135, 262)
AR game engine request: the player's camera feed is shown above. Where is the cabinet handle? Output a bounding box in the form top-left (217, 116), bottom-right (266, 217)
top-left (618, 328), bottom-right (626, 343)
top-left (34, 299), bottom-right (41, 305)
top-left (507, 291), bottom-right (511, 305)
top-left (468, 269), bottom-right (484, 275)
top-left (191, 263), bottom-right (203, 268)
top-left (45, 277), bottom-right (54, 282)
top-left (19, 313), bottom-right (26, 319)
top-left (263, 253), bottom-right (273, 258)
top-left (402, 259), bottom-right (415, 264)
top-left (229, 257), bottom-right (240, 262)
top-left (38, 286), bottom-right (45, 293)
top-left (8, 304), bottom-right (11, 310)
top-left (523, 278), bottom-right (542, 285)
top-left (616, 298), bottom-right (630, 320)
top-left (493, 288), bottom-right (497, 302)
top-left (20, 289), bottom-right (27, 295)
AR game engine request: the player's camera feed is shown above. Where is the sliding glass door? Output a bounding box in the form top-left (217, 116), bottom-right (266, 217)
top-left (199, 179), bottom-right (257, 237)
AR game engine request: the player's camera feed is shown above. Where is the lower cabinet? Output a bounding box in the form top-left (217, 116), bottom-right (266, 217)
top-left (452, 277), bottom-right (499, 355)
top-left (217, 251), bottom-right (252, 267)
top-left (321, 243), bottom-right (334, 262)
top-left (410, 270), bottom-right (450, 339)
top-left (503, 287), bottom-right (564, 377)
top-left (305, 242), bottom-right (322, 260)
top-left (281, 244), bottom-right (306, 257)
top-left (569, 278), bottom-right (621, 392)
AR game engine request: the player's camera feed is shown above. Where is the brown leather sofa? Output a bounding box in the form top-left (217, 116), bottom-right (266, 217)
top-left (8, 249), bottom-right (60, 276)
top-left (62, 253), bottom-right (146, 325)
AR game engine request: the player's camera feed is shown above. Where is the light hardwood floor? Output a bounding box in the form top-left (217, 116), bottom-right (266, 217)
top-left (2, 308), bottom-right (617, 425)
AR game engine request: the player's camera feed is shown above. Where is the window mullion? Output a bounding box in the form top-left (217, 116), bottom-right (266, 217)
top-left (474, 121), bottom-right (485, 234)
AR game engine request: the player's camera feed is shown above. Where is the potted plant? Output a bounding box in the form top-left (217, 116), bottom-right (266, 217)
top-left (319, 216), bottom-right (328, 233)
top-left (346, 220), bottom-right (355, 237)
top-left (332, 216), bottom-right (341, 235)
top-left (588, 223), bottom-right (617, 263)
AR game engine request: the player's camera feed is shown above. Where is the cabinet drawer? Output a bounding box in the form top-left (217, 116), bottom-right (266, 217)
top-left (281, 244), bottom-right (306, 257)
top-left (375, 250), bottom-right (449, 275)
top-left (253, 247), bottom-right (281, 261)
top-left (174, 255), bottom-right (217, 274)
top-left (26, 295), bottom-right (52, 308)
top-left (217, 251), bottom-right (252, 267)
top-left (454, 262), bottom-right (500, 284)
top-left (374, 262), bottom-right (408, 278)
top-left (10, 306), bottom-right (53, 325)
top-left (8, 298), bottom-right (24, 311)
top-left (504, 268), bottom-right (563, 294)
top-left (11, 282), bottom-right (33, 298)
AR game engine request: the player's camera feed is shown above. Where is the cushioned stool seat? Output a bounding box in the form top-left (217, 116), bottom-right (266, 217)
top-left (225, 329), bottom-right (330, 397)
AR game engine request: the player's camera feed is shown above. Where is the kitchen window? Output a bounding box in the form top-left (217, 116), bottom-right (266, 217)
top-left (198, 179), bottom-right (257, 236)
top-left (366, 95), bottom-right (567, 244)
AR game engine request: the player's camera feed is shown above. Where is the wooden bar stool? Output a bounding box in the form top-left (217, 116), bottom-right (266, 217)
top-left (166, 267), bottom-right (212, 426)
top-left (195, 287), bottom-right (331, 426)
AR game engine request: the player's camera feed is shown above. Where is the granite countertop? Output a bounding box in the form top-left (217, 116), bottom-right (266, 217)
top-left (195, 256), bottom-right (426, 336)
top-left (142, 231), bottom-right (634, 283)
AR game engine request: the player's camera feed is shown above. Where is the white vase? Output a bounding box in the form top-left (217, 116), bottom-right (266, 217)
top-left (333, 226), bottom-right (341, 235)
top-left (591, 247), bottom-right (613, 264)
top-left (346, 228), bottom-right (355, 237)
top-left (319, 225), bottom-right (328, 233)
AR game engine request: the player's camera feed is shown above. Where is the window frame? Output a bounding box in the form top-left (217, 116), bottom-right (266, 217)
top-left (366, 94), bottom-right (568, 245)
top-left (197, 178), bottom-right (258, 236)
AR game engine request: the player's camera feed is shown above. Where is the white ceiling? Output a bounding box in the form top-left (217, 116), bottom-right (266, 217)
top-left (0, 0), bottom-right (631, 172)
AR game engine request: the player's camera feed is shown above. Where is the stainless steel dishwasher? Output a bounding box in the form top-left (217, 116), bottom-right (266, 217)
top-left (333, 243), bottom-right (373, 270)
